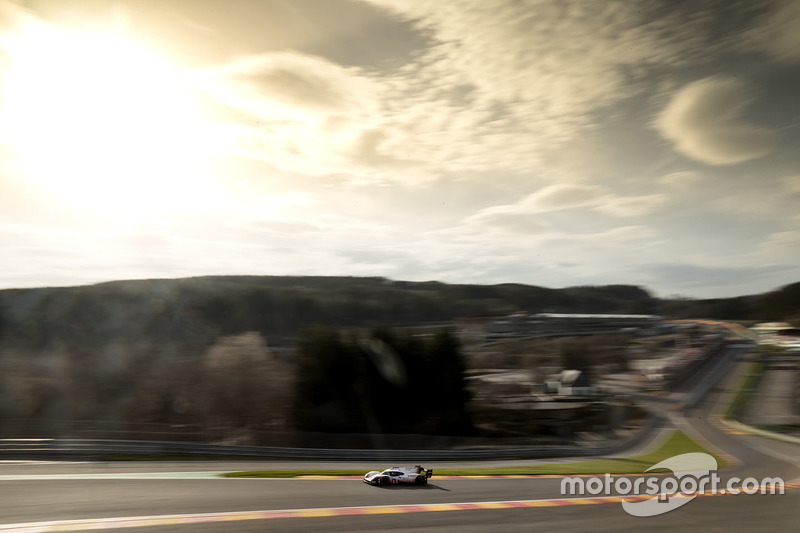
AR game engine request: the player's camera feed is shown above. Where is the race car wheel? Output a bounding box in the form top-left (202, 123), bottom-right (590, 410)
top-left (415, 476), bottom-right (427, 485)
top-left (380, 476), bottom-right (390, 486)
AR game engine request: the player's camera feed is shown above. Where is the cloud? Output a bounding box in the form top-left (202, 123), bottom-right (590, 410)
top-left (465, 185), bottom-right (666, 234)
top-left (339, 248), bottom-right (421, 268)
top-left (196, 51), bottom-right (377, 118)
top-left (745, 0), bottom-right (800, 63)
top-left (784, 175), bottom-right (800, 194)
top-left (655, 76), bottom-right (778, 165)
top-left (643, 262), bottom-right (794, 295)
top-left (110, 232), bottom-right (174, 248)
top-left (419, 220), bottom-right (662, 288)
top-left (358, 1), bottom-right (666, 177)
top-left (354, 0), bottom-right (774, 178)
top-left (660, 171), bottom-right (703, 186)
top-left (465, 205), bottom-right (548, 234)
top-left (367, 0), bottom-right (737, 112)
top-left (710, 189), bottom-right (788, 218)
top-left (463, 184), bottom-right (606, 233)
top-left (521, 184), bottom-right (608, 212)
top-left (758, 230), bottom-right (800, 262)
top-left (232, 219), bottom-right (322, 235)
top-left (194, 51), bottom-right (405, 180)
top-left (541, 225), bottom-right (658, 250)
top-left (0, 1), bottom-right (38, 36)
top-left (593, 194), bottom-right (667, 217)
top-left (195, 1), bottom-right (779, 183)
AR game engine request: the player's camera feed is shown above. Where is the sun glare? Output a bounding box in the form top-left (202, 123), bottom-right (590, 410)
top-left (0, 22), bottom-right (217, 222)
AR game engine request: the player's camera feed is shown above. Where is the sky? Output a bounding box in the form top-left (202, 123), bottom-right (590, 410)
top-left (0, 0), bottom-right (798, 298)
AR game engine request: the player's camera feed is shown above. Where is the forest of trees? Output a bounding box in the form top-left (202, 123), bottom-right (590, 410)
top-left (0, 325), bottom-right (468, 443)
top-left (0, 275), bottom-right (798, 442)
top-left (293, 327), bottom-right (470, 436)
top-left (0, 276), bottom-right (665, 357)
top-left (0, 331), bottom-right (293, 442)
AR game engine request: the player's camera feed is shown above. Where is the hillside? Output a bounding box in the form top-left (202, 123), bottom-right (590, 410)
top-left (1, 275), bottom-right (797, 360)
top-left (1, 275), bottom-right (797, 441)
top-left (0, 276), bottom-right (657, 354)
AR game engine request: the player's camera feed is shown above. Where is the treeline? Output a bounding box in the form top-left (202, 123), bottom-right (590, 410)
top-left (0, 331), bottom-right (293, 441)
top-left (293, 327), bottom-right (471, 436)
top-left (0, 276), bottom-right (658, 357)
top-left (2, 275), bottom-right (799, 441)
top-left (758, 281), bottom-right (800, 322)
top-left (660, 281), bottom-right (800, 323)
top-left (0, 326), bottom-right (469, 442)
top-left (1, 275), bottom-right (798, 364)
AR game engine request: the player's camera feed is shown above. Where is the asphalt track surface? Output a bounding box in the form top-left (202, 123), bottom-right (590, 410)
top-left (2, 352), bottom-right (800, 531)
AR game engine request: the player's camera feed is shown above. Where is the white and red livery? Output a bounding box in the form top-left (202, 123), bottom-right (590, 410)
top-left (364, 465), bottom-right (433, 486)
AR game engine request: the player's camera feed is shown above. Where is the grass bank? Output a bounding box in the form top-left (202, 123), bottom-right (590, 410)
top-left (223, 430), bottom-right (725, 478)
top-left (724, 359), bottom-right (766, 420)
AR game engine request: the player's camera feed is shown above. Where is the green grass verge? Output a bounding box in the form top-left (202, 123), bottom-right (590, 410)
top-left (725, 360), bottom-right (766, 420)
top-left (223, 430), bottom-right (725, 478)
top-left (225, 469), bottom-right (371, 478)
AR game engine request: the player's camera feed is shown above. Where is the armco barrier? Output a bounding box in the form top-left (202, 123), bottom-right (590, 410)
top-left (0, 415), bottom-right (659, 462)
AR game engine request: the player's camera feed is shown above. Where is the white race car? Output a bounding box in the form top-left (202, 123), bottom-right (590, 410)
top-left (364, 465), bottom-right (433, 486)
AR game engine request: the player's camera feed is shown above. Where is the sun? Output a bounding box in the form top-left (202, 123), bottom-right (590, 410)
top-left (0, 21), bottom-right (217, 222)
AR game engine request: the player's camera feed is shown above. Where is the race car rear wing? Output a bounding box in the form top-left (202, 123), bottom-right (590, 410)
top-left (426, 468), bottom-right (433, 478)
